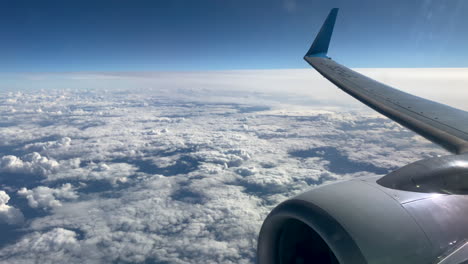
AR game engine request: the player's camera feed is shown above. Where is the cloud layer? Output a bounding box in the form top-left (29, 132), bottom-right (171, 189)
top-left (0, 69), bottom-right (455, 263)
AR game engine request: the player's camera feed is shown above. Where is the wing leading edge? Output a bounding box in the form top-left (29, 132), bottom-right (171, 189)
top-left (305, 8), bottom-right (468, 154)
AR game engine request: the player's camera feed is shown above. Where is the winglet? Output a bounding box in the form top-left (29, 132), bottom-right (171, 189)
top-left (305, 8), bottom-right (339, 58)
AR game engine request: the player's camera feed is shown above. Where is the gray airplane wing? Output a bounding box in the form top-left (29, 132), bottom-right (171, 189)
top-left (304, 8), bottom-right (468, 154)
top-left (258, 9), bottom-right (468, 264)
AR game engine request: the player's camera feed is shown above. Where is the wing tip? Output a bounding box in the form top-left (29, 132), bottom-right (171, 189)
top-left (304, 8), bottom-right (339, 58)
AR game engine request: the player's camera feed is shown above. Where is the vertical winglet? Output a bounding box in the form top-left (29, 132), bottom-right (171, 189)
top-left (305, 8), bottom-right (339, 58)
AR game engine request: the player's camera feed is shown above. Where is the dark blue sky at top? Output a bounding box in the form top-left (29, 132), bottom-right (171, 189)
top-left (0, 0), bottom-right (467, 72)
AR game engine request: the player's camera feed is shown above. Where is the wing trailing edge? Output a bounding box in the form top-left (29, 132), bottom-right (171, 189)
top-left (305, 9), bottom-right (468, 154)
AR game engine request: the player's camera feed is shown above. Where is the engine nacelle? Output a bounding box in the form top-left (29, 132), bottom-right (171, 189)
top-left (257, 163), bottom-right (468, 264)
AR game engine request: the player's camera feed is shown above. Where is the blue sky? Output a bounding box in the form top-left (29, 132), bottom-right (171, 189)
top-left (1, 0), bottom-right (467, 71)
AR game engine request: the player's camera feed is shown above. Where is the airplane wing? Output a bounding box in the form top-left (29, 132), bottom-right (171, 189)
top-left (258, 9), bottom-right (468, 264)
top-left (304, 8), bottom-right (468, 154)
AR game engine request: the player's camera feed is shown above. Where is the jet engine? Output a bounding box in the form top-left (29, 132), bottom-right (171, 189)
top-left (257, 155), bottom-right (468, 264)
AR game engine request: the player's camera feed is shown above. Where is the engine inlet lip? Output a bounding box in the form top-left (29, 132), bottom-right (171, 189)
top-left (257, 199), bottom-right (367, 264)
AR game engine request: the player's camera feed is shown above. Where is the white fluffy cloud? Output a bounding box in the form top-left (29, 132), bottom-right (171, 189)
top-left (23, 137), bottom-right (72, 152)
top-left (0, 152), bottom-right (59, 176)
top-left (49, 161), bottom-right (138, 184)
top-left (0, 228), bottom-right (83, 264)
top-left (0, 191), bottom-right (24, 225)
top-left (18, 184), bottom-right (78, 209)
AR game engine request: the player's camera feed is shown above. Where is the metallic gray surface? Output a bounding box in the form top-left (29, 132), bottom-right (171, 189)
top-left (358, 175), bottom-right (443, 204)
top-left (258, 177), bottom-right (468, 263)
top-left (257, 197), bottom-right (367, 264)
top-left (437, 242), bottom-right (468, 264)
top-left (304, 56), bottom-right (468, 154)
top-left (293, 180), bottom-right (433, 263)
top-left (403, 195), bottom-right (468, 260)
top-left (378, 154), bottom-right (468, 194)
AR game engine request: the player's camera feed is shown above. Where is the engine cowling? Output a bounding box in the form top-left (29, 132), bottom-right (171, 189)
top-left (257, 163), bottom-right (468, 264)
